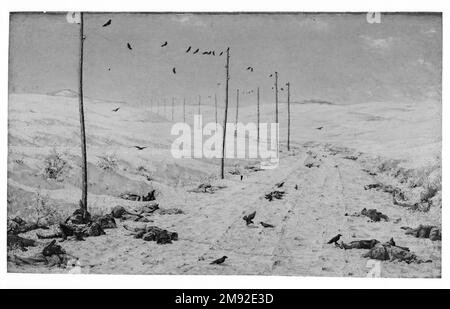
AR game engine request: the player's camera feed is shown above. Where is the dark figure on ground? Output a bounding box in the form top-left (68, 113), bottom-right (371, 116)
top-left (327, 234), bottom-right (342, 245)
top-left (243, 211), bottom-right (256, 225)
top-left (210, 256), bottom-right (228, 265)
top-left (260, 222), bottom-right (275, 228)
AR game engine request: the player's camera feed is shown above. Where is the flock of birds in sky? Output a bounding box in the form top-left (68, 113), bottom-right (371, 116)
top-left (99, 17), bottom-right (288, 88)
top-left (100, 16), bottom-right (296, 154)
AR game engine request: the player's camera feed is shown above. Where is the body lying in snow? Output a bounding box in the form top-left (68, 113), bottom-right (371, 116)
top-left (401, 225), bottom-right (441, 241)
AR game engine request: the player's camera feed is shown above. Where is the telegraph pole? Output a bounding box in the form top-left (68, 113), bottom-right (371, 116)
top-left (215, 93), bottom-right (218, 128)
top-left (183, 97), bottom-right (186, 123)
top-left (257, 87), bottom-right (260, 146)
top-left (78, 12), bottom-right (88, 212)
top-left (275, 72), bottom-right (279, 124)
top-left (198, 95), bottom-right (201, 115)
top-left (172, 97), bottom-right (175, 121)
top-left (221, 47), bottom-right (230, 179)
top-left (235, 89), bottom-right (239, 124)
top-left (287, 82), bottom-right (291, 151)
top-left (164, 98), bottom-right (167, 117)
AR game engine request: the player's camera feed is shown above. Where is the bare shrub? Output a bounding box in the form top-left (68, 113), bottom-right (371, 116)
top-left (377, 159), bottom-right (403, 174)
top-left (14, 158), bottom-right (24, 165)
top-left (228, 164), bottom-right (241, 175)
top-left (43, 150), bottom-right (70, 180)
top-left (137, 165), bottom-right (154, 181)
top-left (97, 154), bottom-right (118, 172)
top-left (32, 191), bottom-right (65, 225)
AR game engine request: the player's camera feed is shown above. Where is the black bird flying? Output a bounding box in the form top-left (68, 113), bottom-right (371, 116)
top-left (127, 43), bottom-right (132, 50)
top-left (210, 256), bottom-right (228, 265)
top-left (102, 19), bottom-right (112, 27)
top-left (186, 46), bottom-right (191, 53)
top-left (243, 211), bottom-right (256, 225)
top-left (316, 127), bottom-right (323, 130)
top-left (161, 41), bottom-right (168, 47)
top-left (112, 107), bottom-right (120, 112)
top-left (172, 67), bottom-right (176, 74)
top-left (133, 146), bottom-right (148, 151)
top-left (193, 48), bottom-right (199, 54)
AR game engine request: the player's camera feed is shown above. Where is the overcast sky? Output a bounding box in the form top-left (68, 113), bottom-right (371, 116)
top-left (9, 12), bottom-right (441, 106)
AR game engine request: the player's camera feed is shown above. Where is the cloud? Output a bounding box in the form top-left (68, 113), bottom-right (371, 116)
top-left (171, 14), bottom-right (207, 27)
top-left (296, 16), bottom-right (329, 32)
top-left (359, 35), bottom-right (394, 52)
top-left (421, 28), bottom-right (437, 36)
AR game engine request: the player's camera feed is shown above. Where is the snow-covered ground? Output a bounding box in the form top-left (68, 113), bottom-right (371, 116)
top-left (7, 92), bottom-right (441, 277)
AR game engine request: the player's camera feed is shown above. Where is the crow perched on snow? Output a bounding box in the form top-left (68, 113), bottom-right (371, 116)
top-left (327, 234), bottom-right (342, 244)
top-left (133, 146), bottom-right (148, 151)
top-left (243, 211), bottom-right (256, 225)
top-left (260, 222), bottom-right (275, 228)
top-left (210, 256), bottom-right (227, 265)
top-left (127, 43), bottom-right (132, 50)
top-left (161, 41), bottom-right (168, 47)
top-left (102, 19), bottom-right (112, 27)
top-left (112, 107), bottom-right (120, 112)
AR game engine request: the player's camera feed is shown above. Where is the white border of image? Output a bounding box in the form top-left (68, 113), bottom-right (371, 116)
top-left (0, 0), bottom-right (448, 289)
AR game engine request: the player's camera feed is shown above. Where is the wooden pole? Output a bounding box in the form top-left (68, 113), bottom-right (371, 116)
top-left (198, 95), bottom-right (201, 115)
top-left (172, 97), bottom-right (174, 121)
top-left (221, 47), bottom-right (230, 179)
top-left (183, 97), bottom-right (186, 123)
top-left (78, 12), bottom-right (87, 211)
top-left (164, 98), bottom-right (166, 117)
top-left (235, 89), bottom-right (239, 124)
top-left (275, 72), bottom-right (278, 124)
top-left (257, 87), bottom-right (260, 146)
top-left (275, 72), bottom-right (279, 155)
top-left (215, 93), bottom-right (218, 130)
top-left (287, 82), bottom-right (291, 151)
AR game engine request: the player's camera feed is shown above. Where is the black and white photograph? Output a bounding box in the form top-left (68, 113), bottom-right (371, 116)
top-left (1, 1), bottom-right (448, 291)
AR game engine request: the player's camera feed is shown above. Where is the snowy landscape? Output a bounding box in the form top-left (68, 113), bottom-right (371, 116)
top-left (7, 12), bottom-right (442, 277)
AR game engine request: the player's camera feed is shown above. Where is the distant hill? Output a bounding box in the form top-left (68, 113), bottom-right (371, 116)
top-left (298, 99), bottom-right (335, 105)
top-left (47, 89), bottom-right (79, 98)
